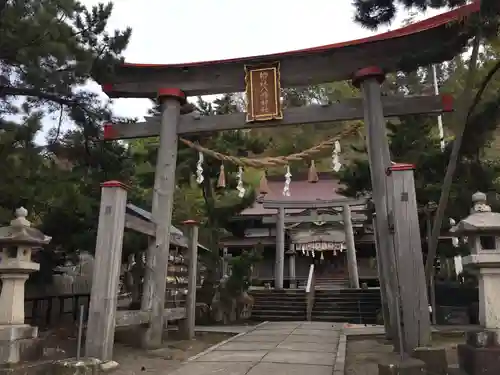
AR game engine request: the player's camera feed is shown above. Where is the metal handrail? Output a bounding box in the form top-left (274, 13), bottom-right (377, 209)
top-left (306, 264), bottom-right (316, 321)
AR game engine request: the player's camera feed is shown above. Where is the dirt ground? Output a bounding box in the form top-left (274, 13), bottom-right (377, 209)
top-left (112, 330), bottom-right (234, 375)
top-left (345, 334), bottom-right (464, 375)
top-left (34, 326), bottom-right (233, 375)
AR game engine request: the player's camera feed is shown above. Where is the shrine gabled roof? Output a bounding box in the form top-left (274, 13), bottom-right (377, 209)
top-left (101, 2), bottom-right (480, 97)
top-left (239, 173), bottom-right (348, 217)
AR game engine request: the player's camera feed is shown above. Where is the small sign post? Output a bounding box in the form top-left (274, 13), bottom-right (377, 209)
top-left (245, 62), bottom-right (283, 122)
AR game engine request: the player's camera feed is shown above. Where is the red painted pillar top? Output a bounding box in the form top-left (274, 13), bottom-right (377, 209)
top-left (182, 219), bottom-right (199, 226)
top-left (100, 180), bottom-right (130, 190)
top-left (386, 163), bottom-right (416, 175)
top-left (352, 66), bottom-right (386, 88)
top-left (157, 88), bottom-right (187, 105)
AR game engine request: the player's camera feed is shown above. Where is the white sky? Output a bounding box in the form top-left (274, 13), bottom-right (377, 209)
top-left (38, 0), bottom-right (446, 142)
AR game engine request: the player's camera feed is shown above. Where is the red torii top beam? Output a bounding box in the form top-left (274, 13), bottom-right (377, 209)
top-left (100, 2), bottom-right (480, 98)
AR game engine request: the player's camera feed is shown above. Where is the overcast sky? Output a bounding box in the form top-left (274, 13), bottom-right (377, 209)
top-left (37, 0), bottom-right (445, 142)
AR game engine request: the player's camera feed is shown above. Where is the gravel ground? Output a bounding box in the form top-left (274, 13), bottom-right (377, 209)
top-left (345, 335), bottom-right (464, 375)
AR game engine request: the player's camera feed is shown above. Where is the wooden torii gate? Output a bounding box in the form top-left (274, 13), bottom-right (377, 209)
top-left (96, 2), bottom-right (479, 353)
top-left (260, 198), bottom-right (368, 290)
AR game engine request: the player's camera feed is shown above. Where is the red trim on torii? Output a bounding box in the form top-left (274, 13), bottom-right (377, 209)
top-left (103, 123), bottom-right (118, 139)
top-left (182, 219), bottom-right (199, 226)
top-left (352, 66), bottom-right (386, 87)
top-left (117, 2), bottom-right (479, 70)
top-left (101, 180), bottom-right (131, 190)
top-left (157, 88), bottom-right (187, 104)
top-left (387, 163), bottom-right (417, 173)
top-left (441, 94), bottom-right (454, 112)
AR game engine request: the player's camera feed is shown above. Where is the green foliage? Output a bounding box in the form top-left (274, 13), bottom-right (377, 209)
top-left (224, 248), bottom-right (263, 297)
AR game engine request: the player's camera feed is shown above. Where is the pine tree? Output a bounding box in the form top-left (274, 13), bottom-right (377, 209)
top-left (0, 1), bottom-right (132, 282)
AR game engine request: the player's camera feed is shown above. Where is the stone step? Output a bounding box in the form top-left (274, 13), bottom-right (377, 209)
top-left (250, 290), bottom-right (306, 295)
top-left (253, 301), bottom-right (306, 307)
top-left (314, 302), bottom-right (380, 311)
top-left (254, 305), bottom-right (306, 311)
top-left (312, 316), bottom-right (378, 324)
top-left (315, 289), bottom-right (381, 294)
top-left (250, 314), bottom-right (307, 321)
top-left (312, 309), bottom-right (377, 316)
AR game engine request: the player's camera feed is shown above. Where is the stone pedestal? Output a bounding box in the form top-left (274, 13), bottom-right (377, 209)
top-left (0, 275), bottom-right (30, 325)
top-left (0, 325), bottom-right (38, 364)
top-left (458, 331), bottom-right (500, 375)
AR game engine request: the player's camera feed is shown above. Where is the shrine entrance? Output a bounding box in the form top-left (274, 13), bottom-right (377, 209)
top-left (94, 1), bottom-right (479, 355)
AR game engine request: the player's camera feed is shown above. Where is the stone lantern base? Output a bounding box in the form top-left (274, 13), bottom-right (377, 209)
top-left (457, 330), bottom-right (500, 375)
top-left (0, 324), bottom-right (38, 365)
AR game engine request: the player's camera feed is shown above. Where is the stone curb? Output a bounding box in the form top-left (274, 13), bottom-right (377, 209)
top-left (333, 333), bottom-right (347, 375)
top-left (186, 321), bottom-right (269, 362)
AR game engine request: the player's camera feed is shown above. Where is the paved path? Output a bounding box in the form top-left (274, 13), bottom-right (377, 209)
top-left (170, 321), bottom-right (342, 375)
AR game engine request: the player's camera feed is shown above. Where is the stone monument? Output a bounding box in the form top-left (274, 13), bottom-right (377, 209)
top-left (0, 207), bottom-right (51, 365)
top-left (451, 192), bottom-right (500, 374)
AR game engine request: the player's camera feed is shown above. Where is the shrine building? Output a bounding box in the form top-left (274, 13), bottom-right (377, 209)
top-left (221, 172), bottom-right (454, 288)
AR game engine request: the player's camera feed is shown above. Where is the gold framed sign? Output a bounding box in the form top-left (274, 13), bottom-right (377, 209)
top-left (245, 62), bottom-right (283, 122)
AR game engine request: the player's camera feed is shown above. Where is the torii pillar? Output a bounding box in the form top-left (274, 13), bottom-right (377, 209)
top-left (141, 88), bottom-right (186, 348)
top-left (353, 67), bottom-right (401, 345)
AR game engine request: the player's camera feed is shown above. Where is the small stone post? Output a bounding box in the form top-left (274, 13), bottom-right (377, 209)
top-left (275, 207), bottom-right (285, 289)
top-left (0, 208), bottom-right (51, 365)
top-left (343, 204), bottom-right (360, 289)
top-left (451, 192), bottom-right (500, 375)
top-left (180, 220), bottom-right (198, 340)
top-left (287, 246), bottom-right (296, 289)
top-left (85, 181), bottom-right (128, 362)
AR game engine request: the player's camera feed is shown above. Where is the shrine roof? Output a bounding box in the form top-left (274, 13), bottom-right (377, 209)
top-left (102, 2), bottom-right (480, 97)
top-left (239, 172), bottom-right (348, 217)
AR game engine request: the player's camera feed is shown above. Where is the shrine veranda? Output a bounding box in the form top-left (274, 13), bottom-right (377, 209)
top-left (91, 1), bottom-right (480, 355)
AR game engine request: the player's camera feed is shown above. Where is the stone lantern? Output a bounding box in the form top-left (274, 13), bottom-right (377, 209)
top-left (0, 207), bottom-right (51, 364)
top-left (451, 192), bottom-right (500, 375)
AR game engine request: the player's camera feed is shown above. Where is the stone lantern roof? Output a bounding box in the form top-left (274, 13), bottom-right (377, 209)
top-left (450, 192), bottom-right (500, 234)
top-left (0, 207), bottom-right (51, 246)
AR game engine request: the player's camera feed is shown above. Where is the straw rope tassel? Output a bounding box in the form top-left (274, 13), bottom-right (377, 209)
top-left (259, 171), bottom-right (270, 195)
top-left (217, 164), bottom-right (226, 188)
top-left (308, 160), bottom-right (319, 183)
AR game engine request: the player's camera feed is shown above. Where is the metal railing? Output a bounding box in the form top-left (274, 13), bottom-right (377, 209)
top-left (306, 264), bottom-right (316, 321)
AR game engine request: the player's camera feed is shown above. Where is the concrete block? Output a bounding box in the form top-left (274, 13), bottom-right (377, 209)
top-left (412, 346), bottom-right (448, 375)
top-left (378, 357), bottom-right (425, 375)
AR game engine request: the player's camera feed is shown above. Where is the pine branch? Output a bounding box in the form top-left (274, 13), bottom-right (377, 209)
top-left (0, 85), bottom-right (78, 106)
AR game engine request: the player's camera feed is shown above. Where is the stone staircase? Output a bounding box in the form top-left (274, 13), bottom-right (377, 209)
top-left (314, 277), bottom-right (350, 290)
top-left (312, 288), bottom-right (382, 324)
top-left (250, 290), bottom-right (307, 321)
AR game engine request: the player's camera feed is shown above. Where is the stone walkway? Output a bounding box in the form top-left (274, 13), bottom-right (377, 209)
top-left (169, 321), bottom-right (342, 375)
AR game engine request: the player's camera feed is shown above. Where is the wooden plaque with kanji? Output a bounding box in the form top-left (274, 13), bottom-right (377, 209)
top-left (245, 62), bottom-right (283, 122)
